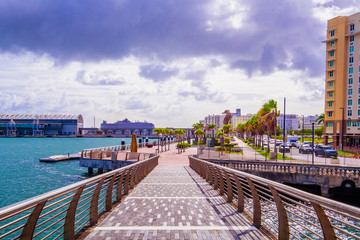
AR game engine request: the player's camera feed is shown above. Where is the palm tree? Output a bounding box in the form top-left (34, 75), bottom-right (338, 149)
top-left (316, 113), bottom-right (324, 124)
top-left (194, 129), bottom-right (205, 144)
top-left (153, 128), bottom-right (163, 153)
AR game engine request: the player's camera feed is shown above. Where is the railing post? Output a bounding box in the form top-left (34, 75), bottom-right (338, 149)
top-left (130, 166), bottom-right (137, 189)
top-left (246, 177), bottom-right (261, 228)
top-left (116, 171), bottom-right (127, 202)
top-left (90, 179), bottom-right (104, 226)
top-left (64, 186), bottom-right (85, 240)
top-left (106, 173), bottom-right (118, 211)
top-left (268, 186), bottom-right (289, 240)
top-left (232, 172), bottom-right (244, 212)
top-left (223, 169), bottom-right (233, 203)
top-left (20, 200), bottom-right (47, 240)
top-left (217, 167), bottom-right (225, 195)
top-left (311, 202), bottom-right (336, 240)
top-left (124, 169), bottom-right (131, 195)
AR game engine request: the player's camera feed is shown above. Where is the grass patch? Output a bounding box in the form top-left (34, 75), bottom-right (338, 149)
top-left (246, 142), bottom-right (293, 160)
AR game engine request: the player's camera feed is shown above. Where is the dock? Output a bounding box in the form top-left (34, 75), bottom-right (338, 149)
top-left (39, 153), bottom-right (80, 162)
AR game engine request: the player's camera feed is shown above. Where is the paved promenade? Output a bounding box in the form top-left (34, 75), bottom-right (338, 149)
top-left (85, 145), bottom-right (266, 239)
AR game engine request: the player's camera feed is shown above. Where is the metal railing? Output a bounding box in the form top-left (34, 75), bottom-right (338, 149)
top-left (189, 156), bottom-right (360, 239)
top-left (0, 155), bottom-right (159, 240)
top-left (208, 160), bottom-right (360, 179)
top-left (80, 142), bottom-right (157, 158)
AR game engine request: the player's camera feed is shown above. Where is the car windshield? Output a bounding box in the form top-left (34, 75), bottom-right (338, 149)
top-left (324, 147), bottom-right (333, 150)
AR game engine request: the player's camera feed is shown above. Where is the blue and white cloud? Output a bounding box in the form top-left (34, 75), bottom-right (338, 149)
top-left (0, 0), bottom-right (359, 127)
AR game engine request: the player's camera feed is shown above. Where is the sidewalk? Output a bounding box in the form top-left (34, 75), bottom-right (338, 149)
top-left (85, 146), bottom-right (265, 239)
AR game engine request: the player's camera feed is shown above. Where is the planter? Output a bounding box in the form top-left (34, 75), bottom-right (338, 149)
top-left (270, 152), bottom-right (277, 159)
top-left (330, 158), bottom-right (340, 164)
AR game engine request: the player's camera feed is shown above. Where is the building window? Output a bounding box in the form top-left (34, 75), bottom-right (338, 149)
top-left (349, 78), bottom-right (353, 84)
top-left (329, 81), bottom-right (334, 87)
top-left (350, 46), bottom-right (354, 53)
top-left (350, 24), bottom-right (355, 32)
top-left (329, 71), bottom-right (334, 77)
top-left (326, 122), bottom-right (334, 127)
top-left (348, 89), bottom-right (353, 95)
top-left (350, 35), bottom-right (355, 42)
top-left (330, 30), bottom-right (335, 37)
top-left (330, 41), bottom-right (335, 47)
top-left (358, 109), bottom-right (360, 116)
top-left (349, 67), bottom-right (353, 74)
top-left (348, 110), bottom-right (352, 116)
top-left (348, 99), bottom-right (353, 105)
top-left (328, 91), bottom-right (333, 97)
top-left (358, 98), bottom-right (360, 105)
top-left (329, 61), bottom-right (334, 67)
top-left (353, 122), bottom-right (357, 127)
top-left (359, 88), bottom-right (360, 94)
top-left (329, 50), bottom-right (335, 57)
top-left (328, 112), bottom-right (333, 117)
top-left (347, 122), bottom-right (352, 127)
top-left (350, 57), bottom-right (354, 64)
top-left (328, 101), bottom-right (333, 107)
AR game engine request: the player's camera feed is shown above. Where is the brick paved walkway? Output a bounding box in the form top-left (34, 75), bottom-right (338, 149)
top-left (85, 160), bottom-right (266, 239)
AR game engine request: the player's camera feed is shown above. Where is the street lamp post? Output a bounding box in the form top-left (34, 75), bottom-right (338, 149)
top-left (340, 107), bottom-right (345, 151)
top-left (311, 120), bottom-right (315, 165)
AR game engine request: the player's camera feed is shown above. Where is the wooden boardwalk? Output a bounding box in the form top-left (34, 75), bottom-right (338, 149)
top-left (84, 145), bottom-right (266, 239)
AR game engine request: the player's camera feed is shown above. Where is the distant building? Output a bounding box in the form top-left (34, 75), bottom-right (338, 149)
top-left (323, 12), bottom-right (360, 147)
top-left (0, 114), bottom-right (83, 136)
top-left (204, 114), bottom-right (225, 129)
top-left (231, 114), bottom-right (255, 130)
top-left (231, 109), bottom-right (241, 117)
top-left (298, 115), bottom-right (322, 130)
top-left (277, 114), bottom-right (299, 132)
top-left (100, 118), bottom-right (154, 135)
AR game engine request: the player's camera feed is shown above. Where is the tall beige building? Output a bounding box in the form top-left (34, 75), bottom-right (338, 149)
top-left (323, 12), bottom-right (360, 148)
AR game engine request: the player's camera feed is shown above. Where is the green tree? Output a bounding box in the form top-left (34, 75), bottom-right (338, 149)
top-left (315, 125), bottom-right (324, 138)
top-left (194, 129), bottom-right (205, 144)
top-left (316, 113), bottom-right (325, 124)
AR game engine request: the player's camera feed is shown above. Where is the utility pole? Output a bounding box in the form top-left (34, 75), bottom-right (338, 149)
top-left (282, 98), bottom-right (286, 159)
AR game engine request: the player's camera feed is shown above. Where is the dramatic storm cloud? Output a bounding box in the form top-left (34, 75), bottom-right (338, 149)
top-left (0, 0), bottom-right (359, 127)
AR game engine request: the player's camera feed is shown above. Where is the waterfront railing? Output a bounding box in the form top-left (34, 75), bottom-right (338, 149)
top-left (0, 155), bottom-right (159, 240)
top-left (189, 156), bottom-right (360, 239)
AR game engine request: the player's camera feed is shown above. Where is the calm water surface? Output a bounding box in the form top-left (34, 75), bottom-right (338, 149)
top-left (0, 137), bottom-right (151, 208)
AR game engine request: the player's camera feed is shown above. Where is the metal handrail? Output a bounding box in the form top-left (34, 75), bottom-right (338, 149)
top-left (0, 155), bottom-right (159, 240)
top-left (189, 156), bottom-right (360, 239)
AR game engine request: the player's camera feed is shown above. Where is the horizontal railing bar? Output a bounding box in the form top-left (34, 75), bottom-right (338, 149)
top-left (39, 201), bottom-right (70, 219)
top-left (33, 215), bottom-right (65, 238)
top-left (332, 224), bottom-right (360, 239)
top-left (43, 194), bottom-right (73, 210)
top-left (0, 206), bottom-right (33, 222)
top-left (75, 212), bottom-right (89, 226)
top-left (75, 207), bottom-right (89, 220)
top-left (288, 225), bottom-right (311, 240)
top-left (0, 223), bottom-right (24, 239)
top-left (328, 216), bottom-right (360, 232)
top-left (39, 221), bottom-right (63, 240)
top-left (77, 193), bottom-right (94, 206)
top-left (36, 208), bottom-right (67, 229)
top-left (0, 213), bottom-right (29, 232)
top-left (75, 218), bottom-right (89, 233)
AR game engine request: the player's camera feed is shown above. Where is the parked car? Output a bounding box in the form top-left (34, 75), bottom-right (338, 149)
top-left (276, 140), bottom-right (283, 146)
top-left (315, 145), bottom-right (338, 157)
top-left (294, 141), bottom-right (302, 148)
top-left (299, 144), bottom-right (313, 154)
top-left (278, 143), bottom-right (291, 153)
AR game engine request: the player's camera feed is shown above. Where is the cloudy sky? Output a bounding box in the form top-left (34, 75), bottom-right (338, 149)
top-left (0, 0), bottom-right (359, 128)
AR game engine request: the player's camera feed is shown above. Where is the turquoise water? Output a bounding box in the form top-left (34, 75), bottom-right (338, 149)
top-left (0, 137), bottom-right (152, 208)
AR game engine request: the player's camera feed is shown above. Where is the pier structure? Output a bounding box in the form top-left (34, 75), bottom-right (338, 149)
top-left (1, 144), bottom-right (360, 239)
